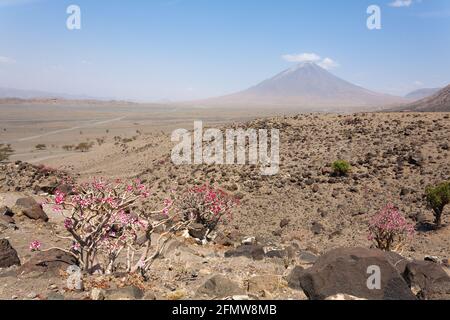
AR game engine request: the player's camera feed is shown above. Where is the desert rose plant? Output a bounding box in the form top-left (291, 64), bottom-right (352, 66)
top-left (33, 179), bottom-right (237, 275)
top-left (368, 204), bottom-right (414, 252)
top-left (175, 185), bottom-right (239, 238)
top-left (48, 178), bottom-right (186, 274)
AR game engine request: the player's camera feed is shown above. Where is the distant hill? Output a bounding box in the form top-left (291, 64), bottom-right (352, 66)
top-left (405, 88), bottom-right (441, 100)
top-left (0, 87), bottom-right (98, 100)
top-left (391, 85), bottom-right (450, 112)
top-left (0, 87), bottom-right (140, 106)
top-left (191, 62), bottom-right (406, 111)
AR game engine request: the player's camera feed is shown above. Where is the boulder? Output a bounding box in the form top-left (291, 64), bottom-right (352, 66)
top-left (12, 197), bottom-right (48, 222)
top-left (196, 275), bottom-right (244, 298)
top-left (403, 260), bottom-right (450, 300)
top-left (224, 244), bottom-right (265, 261)
top-left (298, 247), bottom-right (416, 300)
top-left (0, 239), bottom-right (21, 268)
top-left (18, 249), bottom-right (78, 276)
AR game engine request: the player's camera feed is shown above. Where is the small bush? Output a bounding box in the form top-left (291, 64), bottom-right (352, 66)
top-left (426, 182), bottom-right (450, 227)
top-left (62, 145), bottom-right (74, 151)
top-left (0, 144), bottom-right (14, 162)
top-left (75, 142), bottom-right (93, 152)
top-left (332, 160), bottom-right (351, 176)
top-left (368, 204), bottom-right (414, 251)
top-left (35, 144), bottom-right (47, 150)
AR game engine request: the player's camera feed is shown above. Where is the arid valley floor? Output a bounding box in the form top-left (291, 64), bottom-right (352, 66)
top-left (0, 103), bottom-right (449, 300)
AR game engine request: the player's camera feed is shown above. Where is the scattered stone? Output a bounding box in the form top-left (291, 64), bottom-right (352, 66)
top-left (12, 197), bottom-right (48, 222)
top-left (265, 248), bottom-right (287, 259)
top-left (47, 292), bottom-right (65, 300)
top-left (286, 266), bottom-right (304, 290)
top-left (0, 239), bottom-right (21, 268)
top-left (196, 275), bottom-right (244, 298)
top-left (241, 236), bottom-right (256, 245)
top-left (90, 288), bottom-right (106, 300)
top-left (27, 292), bottom-right (37, 299)
top-left (104, 286), bottom-right (144, 300)
top-left (248, 275), bottom-right (282, 294)
top-left (408, 153), bottom-right (424, 166)
top-left (0, 206), bottom-right (13, 217)
top-left (188, 223), bottom-right (207, 240)
top-left (225, 244), bottom-right (265, 261)
top-left (424, 256), bottom-right (439, 264)
top-left (143, 292), bottom-right (157, 300)
top-left (298, 251), bottom-right (318, 264)
top-left (311, 221), bottom-right (324, 235)
top-left (280, 218), bottom-right (290, 228)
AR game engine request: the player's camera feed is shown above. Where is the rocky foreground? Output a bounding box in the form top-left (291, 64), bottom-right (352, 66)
top-left (1, 113), bottom-right (450, 301)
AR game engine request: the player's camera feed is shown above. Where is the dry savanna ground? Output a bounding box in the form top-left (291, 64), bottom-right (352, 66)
top-left (0, 103), bottom-right (449, 300)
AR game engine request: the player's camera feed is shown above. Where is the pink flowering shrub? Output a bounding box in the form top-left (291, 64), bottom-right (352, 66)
top-left (50, 178), bottom-right (176, 274)
top-left (29, 240), bottom-right (41, 251)
top-left (175, 185), bottom-right (239, 237)
top-left (368, 204), bottom-right (415, 251)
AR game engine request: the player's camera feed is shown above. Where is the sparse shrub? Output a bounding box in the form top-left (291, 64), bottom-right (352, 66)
top-left (426, 182), bottom-right (450, 227)
top-left (332, 160), bottom-right (351, 176)
top-left (62, 145), bottom-right (74, 151)
top-left (75, 142), bottom-right (93, 152)
top-left (174, 185), bottom-right (239, 237)
top-left (35, 144), bottom-right (47, 150)
top-left (368, 204), bottom-right (414, 252)
top-left (96, 138), bottom-right (105, 146)
top-left (0, 143), bottom-right (14, 162)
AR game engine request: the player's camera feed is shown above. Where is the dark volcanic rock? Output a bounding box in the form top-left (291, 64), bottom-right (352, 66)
top-left (224, 244), bottom-right (265, 261)
top-left (0, 239), bottom-right (21, 268)
top-left (188, 223), bottom-right (207, 239)
top-left (18, 249), bottom-right (78, 276)
top-left (287, 266), bottom-right (305, 290)
top-left (12, 197), bottom-right (48, 222)
top-left (298, 247), bottom-right (416, 300)
top-left (403, 261), bottom-right (450, 300)
top-left (0, 206), bottom-right (13, 217)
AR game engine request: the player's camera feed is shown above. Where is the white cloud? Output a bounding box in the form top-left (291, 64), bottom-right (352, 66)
top-left (282, 53), bottom-right (321, 63)
top-left (389, 0), bottom-right (413, 8)
top-left (0, 56), bottom-right (16, 64)
top-left (318, 57), bottom-right (339, 70)
top-left (282, 53), bottom-right (339, 70)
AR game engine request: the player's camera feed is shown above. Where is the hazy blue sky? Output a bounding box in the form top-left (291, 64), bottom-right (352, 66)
top-left (0, 0), bottom-right (449, 101)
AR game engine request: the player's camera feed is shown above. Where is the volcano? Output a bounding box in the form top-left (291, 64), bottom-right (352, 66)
top-left (195, 62), bottom-right (405, 111)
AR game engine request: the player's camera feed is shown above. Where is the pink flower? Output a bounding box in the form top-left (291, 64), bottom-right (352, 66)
top-left (29, 240), bottom-right (41, 251)
top-left (54, 190), bottom-right (65, 205)
top-left (64, 218), bottom-right (73, 230)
